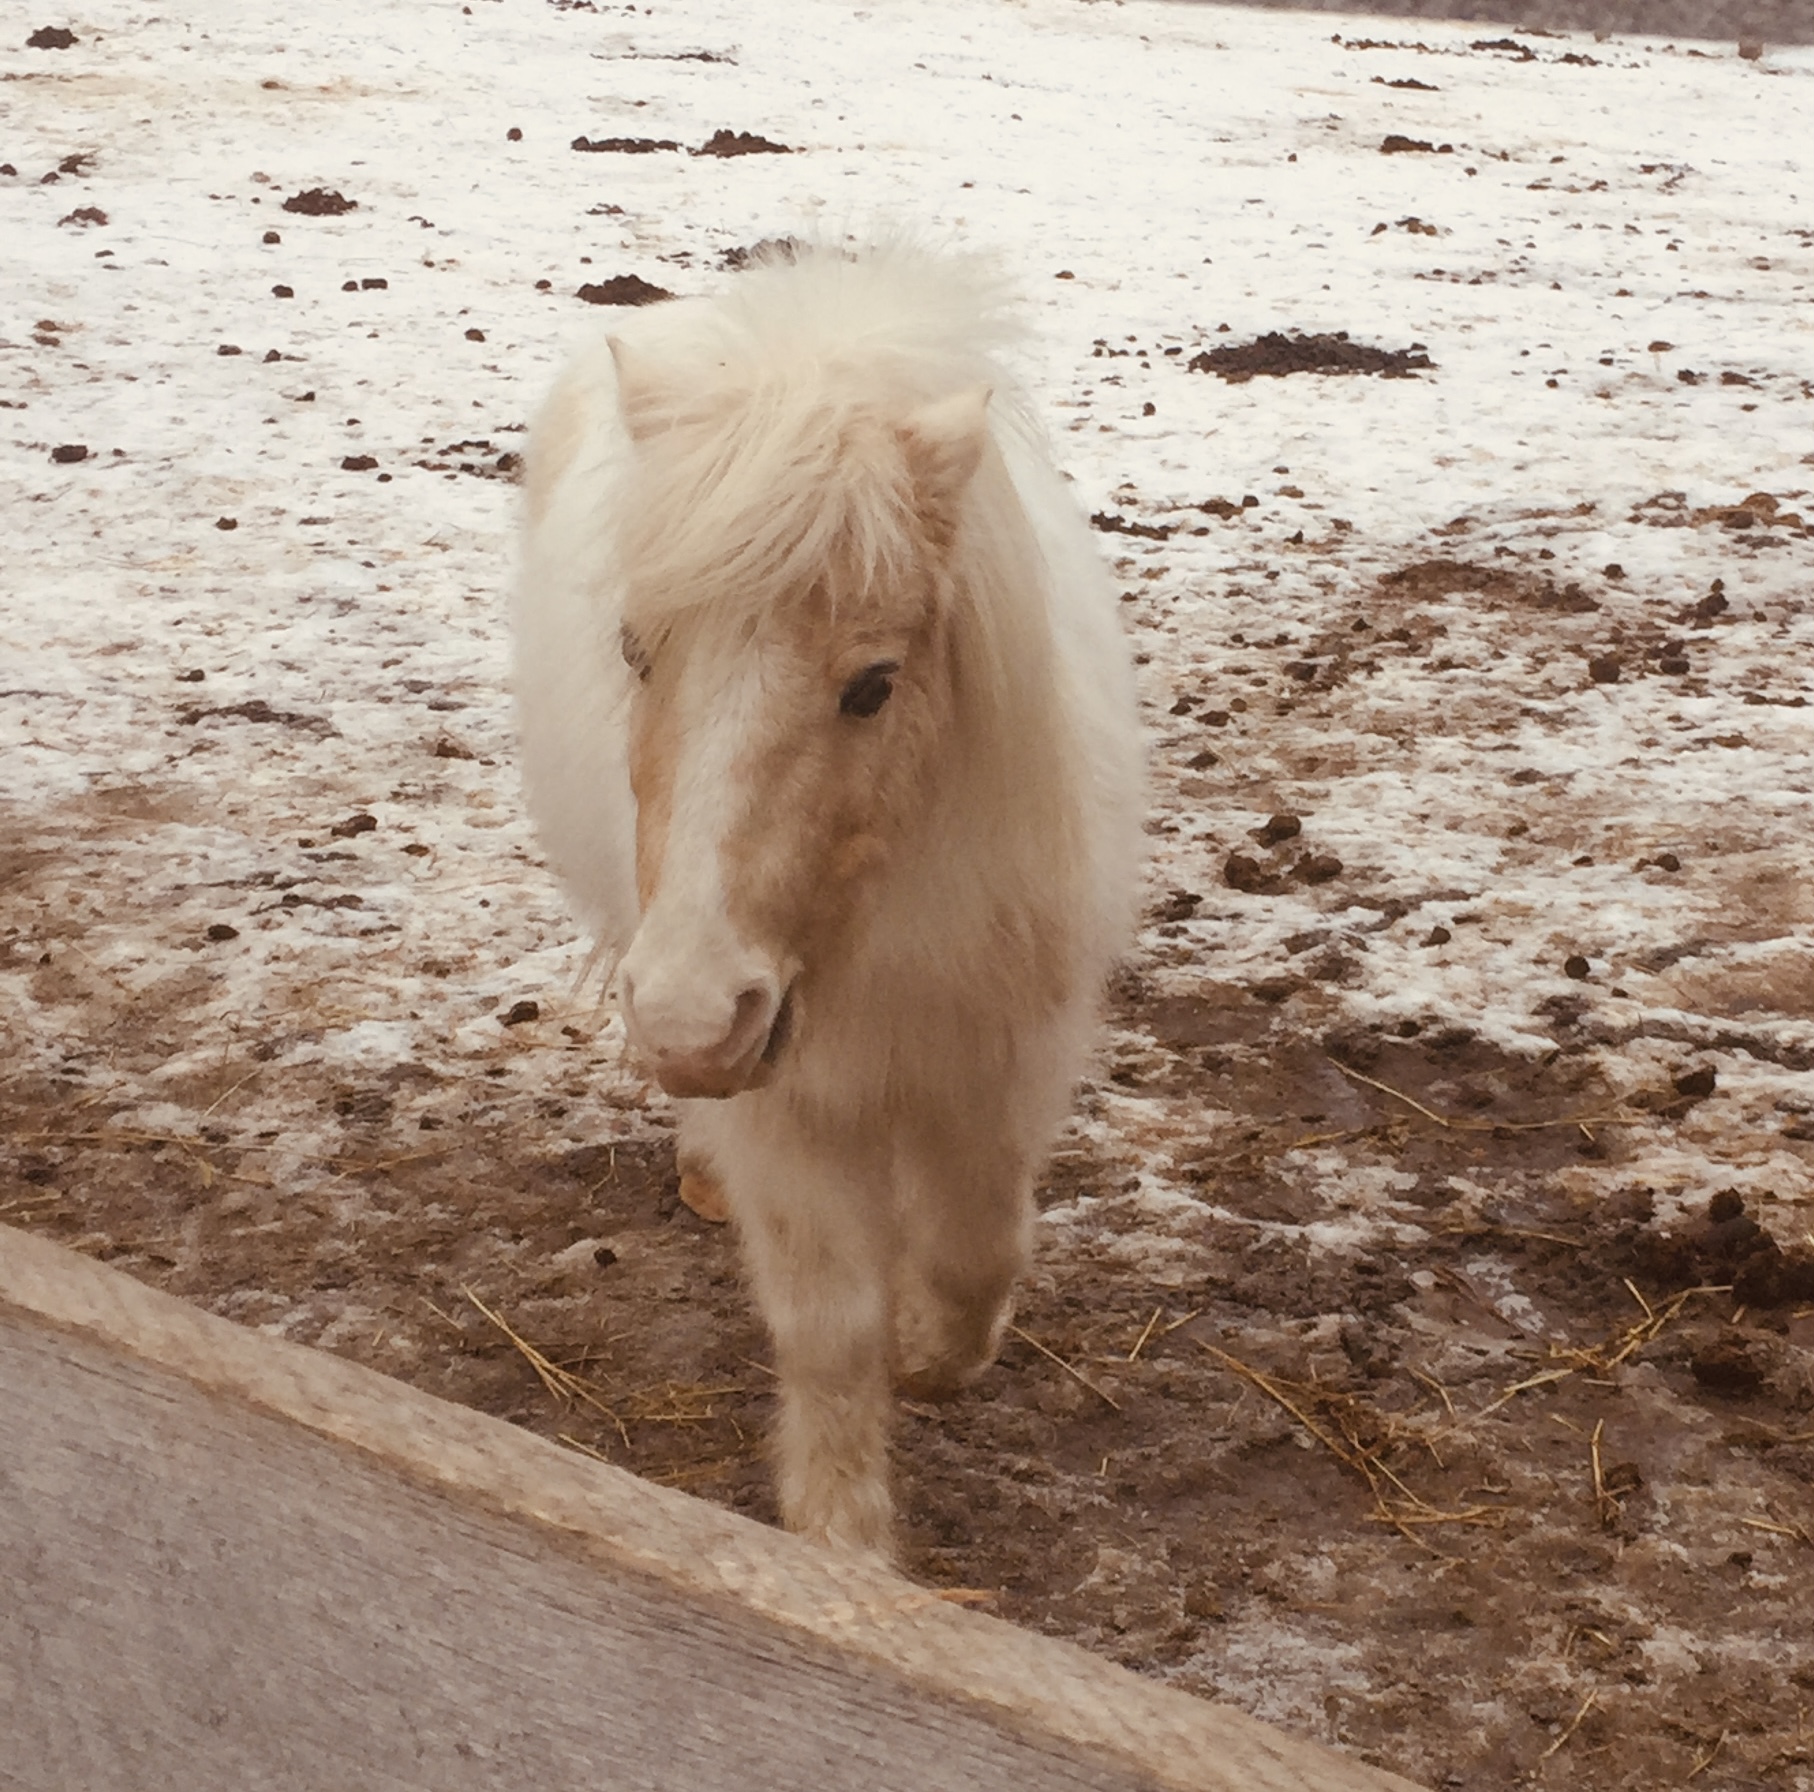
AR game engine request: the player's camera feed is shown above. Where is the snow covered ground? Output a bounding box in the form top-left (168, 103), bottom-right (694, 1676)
top-left (5, 3), bottom-right (1813, 1786)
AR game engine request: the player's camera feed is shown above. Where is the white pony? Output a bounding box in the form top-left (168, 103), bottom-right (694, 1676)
top-left (513, 243), bottom-right (1144, 1561)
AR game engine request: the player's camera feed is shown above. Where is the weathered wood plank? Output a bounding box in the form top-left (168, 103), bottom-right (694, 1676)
top-left (0, 1225), bottom-right (1422, 1792)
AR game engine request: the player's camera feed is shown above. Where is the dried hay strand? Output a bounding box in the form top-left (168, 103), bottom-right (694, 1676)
top-left (556, 1431), bottom-right (614, 1465)
top-left (460, 1287), bottom-right (750, 1457)
top-left (1686, 1730), bottom-right (1727, 1780)
top-left (1556, 1278), bottom-right (1726, 1376)
top-left (1007, 1322), bottom-right (1122, 1411)
top-left (1585, 1418), bottom-right (1645, 1532)
top-left (1200, 1343), bottom-right (1503, 1548)
top-left (1125, 1305), bottom-right (1165, 1364)
top-left (1537, 1689), bottom-right (1600, 1764)
top-left (1120, 1305), bottom-right (1201, 1364)
top-left (8, 1125), bottom-right (273, 1189)
top-left (647, 1457), bottom-right (743, 1491)
top-left (5, 1119), bottom-right (464, 1188)
top-left (621, 1379), bottom-right (748, 1428)
top-left (1457, 1280), bottom-right (1729, 1433)
top-left (1330, 1058), bottom-right (1643, 1138)
top-left (461, 1285), bottom-right (631, 1447)
top-left (0, 1190), bottom-right (63, 1219)
top-left (1741, 1514), bottom-right (1814, 1547)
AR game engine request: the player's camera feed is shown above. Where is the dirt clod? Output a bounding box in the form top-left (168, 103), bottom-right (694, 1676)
top-left (1189, 332), bottom-right (1433, 383)
top-left (500, 1000), bottom-right (540, 1026)
top-left (1565, 955), bottom-right (1591, 979)
top-left (1223, 853), bottom-right (1271, 892)
top-left (178, 698), bottom-right (333, 735)
top-left (1691, 1334), bottom-right (1764, 1395)
top-left (1258, 813), bottom-right (1302, 846)
top-left (571, 135), bottom-right (680, 154)
top-left (1588, 654), bottom-right (1621, 683)
top-left (693, 129), bottom-right (792, 157)
top-left (1091, 511), bottom-right (1172, 540)
top-left (49, 443), bottom-right (88, 464)
top-left (26, 25), bottom-right (77, 48)
top-left (576, 275), bottom-right (675, 307)
top-left (329, 813), bottom-right (377, 838)
top-left (282, 188), bottom-right (356, 216)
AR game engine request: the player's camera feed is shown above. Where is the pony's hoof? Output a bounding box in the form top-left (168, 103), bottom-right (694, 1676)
top-left (678, 1168), bottom-right (730, 1223)
top-left (894, 1358), bottom-right (987, 1402)
top-left (794, 1515), bottom-right (898, 1569)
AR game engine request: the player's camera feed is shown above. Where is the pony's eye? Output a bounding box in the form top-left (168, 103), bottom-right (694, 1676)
top-left (839, 661), bottom-right (898, 719)
top-left (620, 626), bottom-right (651, 683)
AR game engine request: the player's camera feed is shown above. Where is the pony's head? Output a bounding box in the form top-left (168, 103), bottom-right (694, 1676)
top-left (608, 339), bottom-right (993, 1099)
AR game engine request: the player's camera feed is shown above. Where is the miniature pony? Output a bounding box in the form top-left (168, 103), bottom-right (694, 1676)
top-left (513, 243), bottom-right (1143, 1561)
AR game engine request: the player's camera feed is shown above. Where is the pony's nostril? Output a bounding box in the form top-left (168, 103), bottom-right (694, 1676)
top-left (727, 980), bottom-right (781, 1058)
top-left (761, 989), bottom-right (795, 1064)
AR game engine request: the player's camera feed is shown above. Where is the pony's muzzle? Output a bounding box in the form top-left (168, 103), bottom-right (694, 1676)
top-left (619, 957), bottom-right (789, 1100)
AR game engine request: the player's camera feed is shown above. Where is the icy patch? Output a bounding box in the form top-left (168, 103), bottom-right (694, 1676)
top-left (314, 1020), bottom-right (419, 1069)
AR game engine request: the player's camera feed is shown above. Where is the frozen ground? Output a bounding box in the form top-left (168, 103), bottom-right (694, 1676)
top-left (3, 3), bottom-right (1812, 1787)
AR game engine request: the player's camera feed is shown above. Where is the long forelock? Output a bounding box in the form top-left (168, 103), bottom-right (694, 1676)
top-left (615, 243), bottom-right (1022, 634)
top-left (617, 378), bottom-right (928, 634)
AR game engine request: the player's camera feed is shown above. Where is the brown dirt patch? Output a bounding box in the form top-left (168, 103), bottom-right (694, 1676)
top-left (1188, 332), bottom-right (1434, 382)
top-left (280, 187), bottom-right (357, 216)
top-left (570, 135), bottom-right (681, 154)
top-left (576, 274), bottom-right (675, 307)
top-left (693, 129), bottom-right (793, 157)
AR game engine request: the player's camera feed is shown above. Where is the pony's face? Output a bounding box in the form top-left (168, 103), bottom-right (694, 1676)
top-left (613, 384), bottom-right (990, 1100)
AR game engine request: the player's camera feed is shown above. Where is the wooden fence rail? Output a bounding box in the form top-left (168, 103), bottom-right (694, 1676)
top-left (0, 1224), bottom-right (1421, 1792)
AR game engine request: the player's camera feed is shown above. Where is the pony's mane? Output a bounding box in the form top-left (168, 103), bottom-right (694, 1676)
top-left (613, 243), bottom-right (1027, 631)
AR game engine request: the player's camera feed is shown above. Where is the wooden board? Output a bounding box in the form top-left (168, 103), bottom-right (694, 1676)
top-left (0, 1224), bottom-right (1422, 1792)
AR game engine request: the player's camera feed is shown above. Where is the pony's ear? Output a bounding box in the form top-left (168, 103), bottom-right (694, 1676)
top-left (899, 384), bottom-right (992, 528)
top-left (608, 335), bottom-right (665, 443)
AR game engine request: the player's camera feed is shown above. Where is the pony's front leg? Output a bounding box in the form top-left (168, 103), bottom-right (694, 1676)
top-left (892, 1119), bottom-right (1035, 1401)
top-left (727, 1113), bottom-right (897, 1562)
